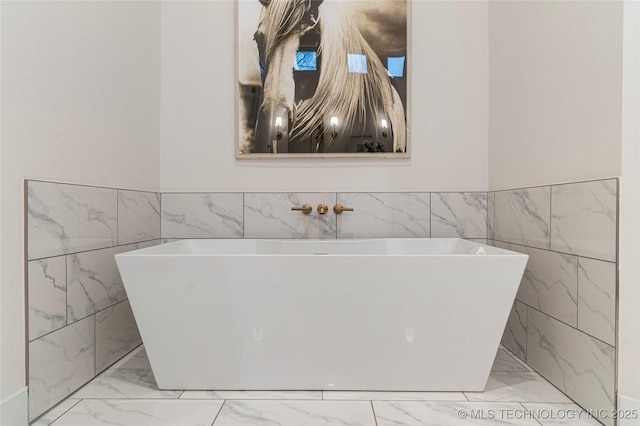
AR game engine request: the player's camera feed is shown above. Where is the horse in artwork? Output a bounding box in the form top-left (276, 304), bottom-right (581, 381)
top-left (251, 0), bottom-right (406, 154)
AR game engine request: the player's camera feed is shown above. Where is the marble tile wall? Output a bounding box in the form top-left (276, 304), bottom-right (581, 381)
top-left (159, 191), bottom-right (488, 240)
top-left (245, 193), bottom-right (337, 239)
top-left (492, 178), bottom-right (618, 426)
top-left (28, 316), bottom-right (95, 421)
top-left (431, 192), bottom-right (487, 238)
top-left (117, 191), bottom-right (161, 245)
top-left (336, 192), bottom-right (430, 238)
top-left (27, 181), bottom-right (158, 422)
top-left (28, 179), bottom-right (618, 424)
top-left (161, 193), bottom-right (243, 239)
top-left (27, 182), bottom-right (118, 259)
top-left (494, 186), bottom-right (551, 250)
top-left (95, 301), bottom-right (143, 374)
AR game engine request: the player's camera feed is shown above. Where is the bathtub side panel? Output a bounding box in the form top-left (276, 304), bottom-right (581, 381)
top-left (115, 251), bottom-right (526, 391)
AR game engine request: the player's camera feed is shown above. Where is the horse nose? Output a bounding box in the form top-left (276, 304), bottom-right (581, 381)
top-left (253, 104), bottom-right (291, 153)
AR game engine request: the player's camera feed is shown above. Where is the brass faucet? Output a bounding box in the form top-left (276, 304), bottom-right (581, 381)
top-left (291, 204), bottom-right (312, 215)
top-left (333, 204), bottom-right (354, 214)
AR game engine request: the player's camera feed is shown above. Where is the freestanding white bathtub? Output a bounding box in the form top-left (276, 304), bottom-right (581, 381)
top-left (115, 238), bottom-right (527, 391)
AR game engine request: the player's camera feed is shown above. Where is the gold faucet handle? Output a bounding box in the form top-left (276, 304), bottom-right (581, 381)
top-left (333, 204), bottom-right (354, 214)
top-left (317, 203), bottom-right (329, 214)
top-left (291, 204), bottom-right (312, 215)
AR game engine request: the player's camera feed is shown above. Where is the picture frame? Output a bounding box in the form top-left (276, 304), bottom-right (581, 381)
top-left (236, 0), bottom-right (409, 159)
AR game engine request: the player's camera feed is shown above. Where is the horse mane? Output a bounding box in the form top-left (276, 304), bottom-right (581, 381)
top-left (260, 0), bottom-right (315, 59)
top-left (292, 1), bottom-right (398, 145)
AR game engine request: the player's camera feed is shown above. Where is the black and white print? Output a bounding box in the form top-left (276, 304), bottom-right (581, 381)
top-left (237, 0), bottom-right (408, 155)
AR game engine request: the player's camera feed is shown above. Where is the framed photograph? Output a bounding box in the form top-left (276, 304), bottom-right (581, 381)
top-left (236, 0), bottom-right (409, 158)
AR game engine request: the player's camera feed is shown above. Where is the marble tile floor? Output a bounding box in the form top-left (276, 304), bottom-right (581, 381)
top-left (32, 346), bottom-right (604, 426)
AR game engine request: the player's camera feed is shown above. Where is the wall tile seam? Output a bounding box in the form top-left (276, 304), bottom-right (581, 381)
top-left (501, 299), bottom-right (529, 363)
top-left (27, 177), bottom-right (618, 196)
top-left (159, 236), bottom-right (493, 241)
top-left (522, 312), bottom-right (616, 416)
top-left (522, 300), bottom-right (529, 364)
top-left (161, 191), bottom-right (489, 195)
top-left (65, 254), bottom-right (69, 339)
top-left (336, 191), bottom-right (488, 195)
top-left (160, 193), bottom-right (164, 241)
top-left (65, 298), bottom-right (131, 328)
top-left (429, 193), bottom-right (433, 239)
top-left (30, 399), bottom-right (82, 426)
top-left (27, 241), bottom-right (152, 262)
top-left (514, 356), bottom-right (607, 414)
top-left (94, 307), bottom-right (97, 377)
top-left (25, 178), bottom-right (161, 194)
top-left (133, 238), bottom-right (163, 246)
top-left (28, 338), bottom-right (97, 422)
top-left (161, 192), bottom-right (484, 239)
top-left (137, 238), bottom-right (163, 245)
top-left (508, 305), bottom-right (609, 415)
top-left (490, 239), bottom-right (618, 264)
top-left (95, 343), bottom-right (144, 375)
top-left (489, 177), bottom-right (620, 194)
top-left (28, 313), bottom-right (94, 345)
top-left (515, 301), bottom-right (616, 350)
top-left (28, 298), bottom-right (132, 343)
top-left (28, 312), bottom-right (142, 417)
top-left (116, 190), bottom-right (120, 250)
top-left (548, 183), bottom-right (553, 253)
top-left (25, 180), bottom-right (153, 419)
top-left (491, 179), bottom-right (618, 252)
top-left (500, 346), bottom-right (529, 370)
top-left (29, 340), bottom-right (140, 423)
top-left (26, 181), bottom-right (159, 255)
top-left (28, 242), bottom-right (140, 339)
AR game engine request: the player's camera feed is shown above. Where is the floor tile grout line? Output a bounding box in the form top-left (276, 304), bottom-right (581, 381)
top-left (516, 401), bottom-right (545, 426)
top-left (67, 397), bottom-right (185, 400)
top-left (464, 398), bottom-right (575, 404)
top-left (36, 398), bottom-right (82, 426)
top-left (30, 346), bottom-right (109, 421)
top-left (46, 392), bottom-right (583, 423)
top-left (45, 343), bottom-right (593, 424)
top-left (188, 397), bottom-right (338, 402)
top-left (73, 396), bottom-right (416, 402)
top-left (210, 399), bottom-right (226, 426)
top-left (500, 346), bottom-right (533, 371)
top-left (370, 400), bottom-right (379, 426)
top-left (314, 397), bottom-right (469, 402)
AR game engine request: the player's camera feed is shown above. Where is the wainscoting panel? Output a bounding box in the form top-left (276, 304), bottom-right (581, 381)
top-left (26, 180), bottom-right (156, 421)
top-left (494, 178), bottom-right (618, 426)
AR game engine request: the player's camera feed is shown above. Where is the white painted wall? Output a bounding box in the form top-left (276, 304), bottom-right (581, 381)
top-left (489, 0), bottom-right (639, 409)
top-left (618, 0), bottom-right (640, 410)
top-left (160, 1), bottom-right (489, 192)
top-left (0, 0), bottom-right (160, 418)
top-left (488, 0), bottom-right (622, 190)
top-left (2, 0), bottom-right (635, 419)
